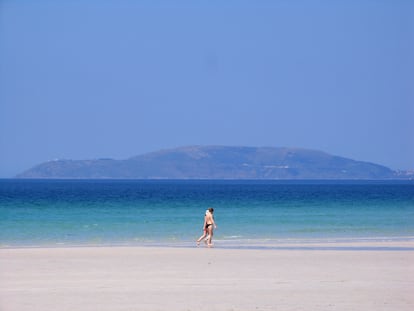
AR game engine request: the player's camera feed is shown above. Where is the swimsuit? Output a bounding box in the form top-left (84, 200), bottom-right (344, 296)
top-left (205, 223), bottom-right (212, 228)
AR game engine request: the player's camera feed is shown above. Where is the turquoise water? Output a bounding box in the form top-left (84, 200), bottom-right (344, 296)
top-left (1, 179), bottom-right (413, 247)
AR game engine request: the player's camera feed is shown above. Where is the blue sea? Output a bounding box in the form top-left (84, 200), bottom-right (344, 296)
top-left (1, 179), bottom-right (413, 248)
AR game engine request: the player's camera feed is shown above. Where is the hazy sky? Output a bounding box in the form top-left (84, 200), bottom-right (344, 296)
top-left (1, 0), bottom-right (413, 177)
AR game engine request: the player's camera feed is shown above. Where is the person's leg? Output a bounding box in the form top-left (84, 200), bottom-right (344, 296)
top-left (196, 230), bottom-right (207, 245)
top-left (207, 227), bottom-right (213, 246)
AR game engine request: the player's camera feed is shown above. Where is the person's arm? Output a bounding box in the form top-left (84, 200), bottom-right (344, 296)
top-left (212, 215), bottom-right (217, 229)
top-left (203, 215), bottom-right (207, 230)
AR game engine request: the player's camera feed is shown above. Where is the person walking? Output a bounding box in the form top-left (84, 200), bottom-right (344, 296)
top-left (196, 209), bottom-right (210, 246)
top-left (196, 208), bottom-right (217, 247)
top-left (204, 208), bottom-right (217, 247)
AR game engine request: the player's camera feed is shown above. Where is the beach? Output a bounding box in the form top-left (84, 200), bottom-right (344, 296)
top-left (1, 180), bottom-right (413, 310)
top-left (1, 242), bottom-right (413, 311)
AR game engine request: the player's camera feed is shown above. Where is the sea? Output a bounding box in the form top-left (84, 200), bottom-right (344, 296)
top-left (1, 179), bottom-right (413, 249)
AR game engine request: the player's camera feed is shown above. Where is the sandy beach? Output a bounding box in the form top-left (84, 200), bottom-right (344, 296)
top-left (1, 243), bottom-right (413, 311)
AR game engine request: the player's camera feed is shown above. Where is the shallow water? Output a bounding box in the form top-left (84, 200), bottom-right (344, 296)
top-left (1, 179), bottom-right (413, 247)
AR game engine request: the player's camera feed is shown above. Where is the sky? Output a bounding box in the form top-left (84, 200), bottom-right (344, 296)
top-left (1, 0), bottom-right (413, 177)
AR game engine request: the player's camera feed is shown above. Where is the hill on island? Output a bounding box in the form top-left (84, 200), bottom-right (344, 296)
top-left (16, 146), bottom-right (397, 179)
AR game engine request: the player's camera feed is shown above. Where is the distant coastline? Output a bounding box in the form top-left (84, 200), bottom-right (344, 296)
top-left (16, 145), bottom-right (414, 180)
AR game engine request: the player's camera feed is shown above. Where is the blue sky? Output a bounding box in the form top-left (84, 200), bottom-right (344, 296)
top-left (1, 0), bottom-right (413, 177)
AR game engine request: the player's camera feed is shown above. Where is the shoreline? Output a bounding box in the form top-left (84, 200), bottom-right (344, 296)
top-left (2, 236), bottom-right (414, 251)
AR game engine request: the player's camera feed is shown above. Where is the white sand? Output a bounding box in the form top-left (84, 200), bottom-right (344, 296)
top-left (1, 245), bottom-right (413, 311)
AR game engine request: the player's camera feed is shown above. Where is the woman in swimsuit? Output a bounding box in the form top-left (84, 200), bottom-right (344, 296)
top-left (196, 208), bottom-right (217, 247)
top-left (204, 208), bottom-right (217, 247)
top-left (196, 209), bottom-right (211, 245)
